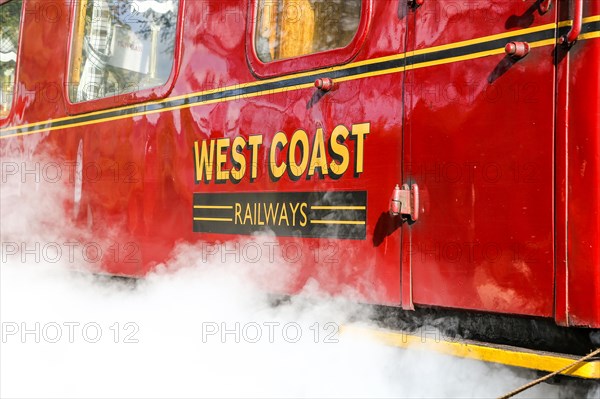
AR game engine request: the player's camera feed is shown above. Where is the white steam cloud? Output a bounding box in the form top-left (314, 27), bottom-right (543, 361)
top-left (0, 155), bottom-right (584, 398)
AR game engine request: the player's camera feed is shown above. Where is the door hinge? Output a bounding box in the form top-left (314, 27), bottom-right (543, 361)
top-left (390, 183), bottom-right (419, 221)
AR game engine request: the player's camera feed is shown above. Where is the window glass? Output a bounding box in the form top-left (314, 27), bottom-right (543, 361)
top-left (0, 0), bottom-right (23, 118)
top-left (69, 0), bottom-right (179, 103)
top-left (255, 0), bottom-right (361, 62)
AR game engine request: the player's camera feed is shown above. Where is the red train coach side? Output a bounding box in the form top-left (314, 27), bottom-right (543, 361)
top-left (1, 0), bottom-right (599, 368)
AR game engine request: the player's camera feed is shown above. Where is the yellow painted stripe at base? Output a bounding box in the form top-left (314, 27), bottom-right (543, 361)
top-left (193, 217), bottom-right (233, 222)
top-left (341, 326), bottom-right (600, 380)
top-left (310, 220), bottom-right (366, 225)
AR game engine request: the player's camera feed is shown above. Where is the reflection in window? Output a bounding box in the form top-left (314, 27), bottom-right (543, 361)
top-left (0, 0), bottom-right (22, 118)
top-left (255, 0), bottom-right (361, 62)
top-left (69, 0), bottom-right (179, 103)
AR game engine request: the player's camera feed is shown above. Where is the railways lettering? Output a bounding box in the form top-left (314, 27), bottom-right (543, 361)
top-left (234, 202), bottom-right (308, 227)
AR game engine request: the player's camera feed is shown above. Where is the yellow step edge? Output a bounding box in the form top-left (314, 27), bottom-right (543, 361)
top-left (341, 326), bottom-right (600, 380)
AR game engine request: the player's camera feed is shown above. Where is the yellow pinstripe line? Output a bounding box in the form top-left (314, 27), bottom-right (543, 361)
top-left (406, 48), bottom-right (506, 71)
top-left (559, 20), bottom-right (573, 28)
top-left (193, 205), bottom-right (233, 210)
top-left (405, 37), bottom-right (557, 72)
top-left (0, 82), bottom-right (317, 138)
top-left (412, 22), bottom-right (555, 56)
top-left (310, 220), bottom-right (366, 225)
top-left (334, 67), bottom-right (405, 84)
top-left (528, 38), bottom-right (559, 48)
top-left (311, 206), bottom-right (366, 210)
top-left (2, 16), bottom-right (599, 138)
top-left (584, 15), bottom-right (600, 23)
top-left (579, 31), bottom-right (600, 40)
top-left (193, 217), bottom-right (233, 222)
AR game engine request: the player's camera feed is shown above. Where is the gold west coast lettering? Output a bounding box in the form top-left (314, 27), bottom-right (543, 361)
top-left (193, 123), bottom-right (370, 183)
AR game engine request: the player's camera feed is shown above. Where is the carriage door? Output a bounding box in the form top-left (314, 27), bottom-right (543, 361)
top-left (401, 0), bottom-right (557, 316)
top-left (244, 0), bottom-right (409, 304)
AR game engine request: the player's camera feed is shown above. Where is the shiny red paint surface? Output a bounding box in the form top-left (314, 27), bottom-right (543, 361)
top-left (557, 0), bottom-right (600, 327)
top-left (404, 1), bottom-right (556, 316)
top-left (0, 0), bottom-right (598, 328)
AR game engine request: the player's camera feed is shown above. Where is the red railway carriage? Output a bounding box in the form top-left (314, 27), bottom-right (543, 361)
top-left (1, 0), bottom-right (599, 378)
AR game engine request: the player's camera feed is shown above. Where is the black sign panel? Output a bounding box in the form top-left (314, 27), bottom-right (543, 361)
top-left (193, 191), bottom-right (367, 240)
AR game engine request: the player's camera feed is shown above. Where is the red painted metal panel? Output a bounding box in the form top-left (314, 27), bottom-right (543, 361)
top-left (404, 0), bottom-right (557, 317)
top-left (1, 0), bottom-right (599, 328)
top-left (558, 0), bottom-right (600, 327)
top-left (6, 0), bottom-right (409, 305)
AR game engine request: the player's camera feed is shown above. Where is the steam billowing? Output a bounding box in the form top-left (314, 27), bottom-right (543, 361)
top-left (0, 155), bottom-right (578, 398)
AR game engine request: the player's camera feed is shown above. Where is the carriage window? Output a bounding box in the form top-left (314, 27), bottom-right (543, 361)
top-left (0, 0), bottom-right (23, 118)
top-left (69, 0), bottom-right (179, 103)
top-left (255, 0), bottom-right (362, 62)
